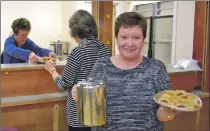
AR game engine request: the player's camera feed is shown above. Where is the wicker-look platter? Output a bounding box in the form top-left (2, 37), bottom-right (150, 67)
top-left (154, 90), bottom-right (202, 112)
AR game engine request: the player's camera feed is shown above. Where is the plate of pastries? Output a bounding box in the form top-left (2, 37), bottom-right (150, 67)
top-left (37, 57), bottom-right (56, 64)
top-left (154, 89), bottom-right (202, 111)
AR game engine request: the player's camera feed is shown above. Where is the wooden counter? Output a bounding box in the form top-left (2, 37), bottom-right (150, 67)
top-left (1, 62), bottom-right (202, 98)
top-left (165, 93), bottom-right (209, 131)
top-left (1, 60), bottom-right (67, 71)
top-left (1, 61), bottom-right (66, 97)
top-left (1, 91), bottom-right (209, 131)
top-left (166, 66), bottom-right (202, 91)
top-left (1, 62), bottom-right (206, 131)
top-left (1, 92), bottom-right (68, 108)
top-left (1, 93), bottom-right (68, 131)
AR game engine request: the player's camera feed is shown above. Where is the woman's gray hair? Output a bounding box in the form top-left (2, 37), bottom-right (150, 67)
top-left (69, 10), bottom-right (98, 39)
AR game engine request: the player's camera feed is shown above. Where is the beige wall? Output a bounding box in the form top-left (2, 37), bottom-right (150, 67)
top-left (1, 1), bottom-right (63, 52)
top-left (1, 1), bottom-right (92, 53)
top-left (61, 1), bottom-right (92, 50)
top-left (171, 1), bottom-right (195, 64)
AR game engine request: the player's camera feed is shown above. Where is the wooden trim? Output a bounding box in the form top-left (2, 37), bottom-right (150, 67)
top-left (169, 70), bottom-right (202, 75)
top-left (193, 1), bottom-right (206, 66)
top-left (193, 1), bottom-right (209, 92)
top-left (197, 93), bottom-right (210, 98)
top-left (92, 1), bottom-right (100, 39)
top-left (53, 104), bottom-right (60, 131)
top-left (1, 100), bottom-right (65, 112)
top-left (112, 4), bottom-right (116, 55)
top-left (196, 110), bottom-right (201, 131)
top-left (1, 64), bottom-right (65, 71)
top-left (202, 1), bottom-right (210, 92)
top-left (1, 97), bottom-right (66, 108)
top-left (92, 1), bottom-right (113, 55)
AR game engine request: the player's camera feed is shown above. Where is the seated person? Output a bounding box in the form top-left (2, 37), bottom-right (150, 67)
top-left (3, 18), bottom-right (56, 64)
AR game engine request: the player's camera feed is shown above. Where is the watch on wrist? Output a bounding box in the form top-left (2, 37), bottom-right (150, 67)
top-left (50, 69), bottom-right (56, 74)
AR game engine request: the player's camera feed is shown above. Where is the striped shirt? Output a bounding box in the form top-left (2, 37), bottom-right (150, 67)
top-left (89, 56), bottom-right (171, 131)
top-left (55, 37), bottom-right (111, 127)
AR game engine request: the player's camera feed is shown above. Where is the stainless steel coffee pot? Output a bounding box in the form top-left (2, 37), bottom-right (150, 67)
top-left (76, 79), bottom-right (106, 126)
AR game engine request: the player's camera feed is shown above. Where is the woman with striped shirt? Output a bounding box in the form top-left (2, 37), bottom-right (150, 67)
top-left (44, 10), bottom-right (111, 131)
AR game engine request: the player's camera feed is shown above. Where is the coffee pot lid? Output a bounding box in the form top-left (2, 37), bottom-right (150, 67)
top-left (77, 78), bottom-right (105, 88)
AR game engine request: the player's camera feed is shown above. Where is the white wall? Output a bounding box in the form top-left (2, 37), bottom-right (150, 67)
top-left (1, 1), bottom-right (92, 53)
top-left (76, 1), bottom-right (92, 13)
top-left (61, 1), bottom-right (78, 51)
top-left (1, 1), bottom-right (63, 53)
top-left (61, 1), bottom-right (92, 50)
top-left (171, 1), bottom-right (195, 64)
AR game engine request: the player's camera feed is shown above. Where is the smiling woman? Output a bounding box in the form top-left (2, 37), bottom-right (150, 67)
top-left (82, 12), bottom-right (178, 131)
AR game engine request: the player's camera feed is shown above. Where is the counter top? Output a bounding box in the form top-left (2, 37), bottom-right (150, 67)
top-left (1, 90), bottom-right (208, 107)
top-left (166, 66), bottom-right (202, 74)
top-left (1, 61), bottom-right (202, 74)
top-left (1, 92), bottom-right (68, 107)
top-left (1, 60), bottom-right (67, 71)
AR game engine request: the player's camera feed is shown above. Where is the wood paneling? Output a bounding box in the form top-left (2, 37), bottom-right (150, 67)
top-left (164, 97), bottom-right (209, 131)
top-left (193, 1), bottom-right (210, 92)
top-left (197, 97), bottom-right (210, 131)
top-left (165, 111), bottom-right (197, 131)
top-left (202, 1), bottom-right (210, 92)
top-left (2, 100), bottom-right (68, 131)
top-left (2, 96), bottom-right (208, 131)
top-left (193, 1), bottom-right (206, 67)
top-left (169, 72), bottom-right (202, 91)
top-left (92, 1), bottom-right (113, 54)
top-left (1, 68), bottom-right (64, 97)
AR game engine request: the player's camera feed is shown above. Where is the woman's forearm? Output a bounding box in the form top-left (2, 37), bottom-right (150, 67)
top-left (51, 70), bottom-right (66, 91)
top-left (51, 69), bottom-right (60, 81)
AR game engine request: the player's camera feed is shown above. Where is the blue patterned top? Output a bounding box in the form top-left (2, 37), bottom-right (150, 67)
top-left (90, 56), bottom-right (171, 131)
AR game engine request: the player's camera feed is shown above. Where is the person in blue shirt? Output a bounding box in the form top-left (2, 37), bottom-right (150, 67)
top-left (3, 18), bottom-right (56, 64)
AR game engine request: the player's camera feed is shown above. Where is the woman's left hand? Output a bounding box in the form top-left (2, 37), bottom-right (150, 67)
top-left (44, 59), bottom-right (56, 74)
top-left (157, 106), bottom-right (180, 122)
top-left (71, 84), bottom-right (77, 101)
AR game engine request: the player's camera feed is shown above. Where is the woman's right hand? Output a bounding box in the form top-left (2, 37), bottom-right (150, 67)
top-left (157, 106), bottom-right (179, 121)
top-left (72, 84), bottom-right (77, 101)
top-left (44, 59), bottom-right (56, 74)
